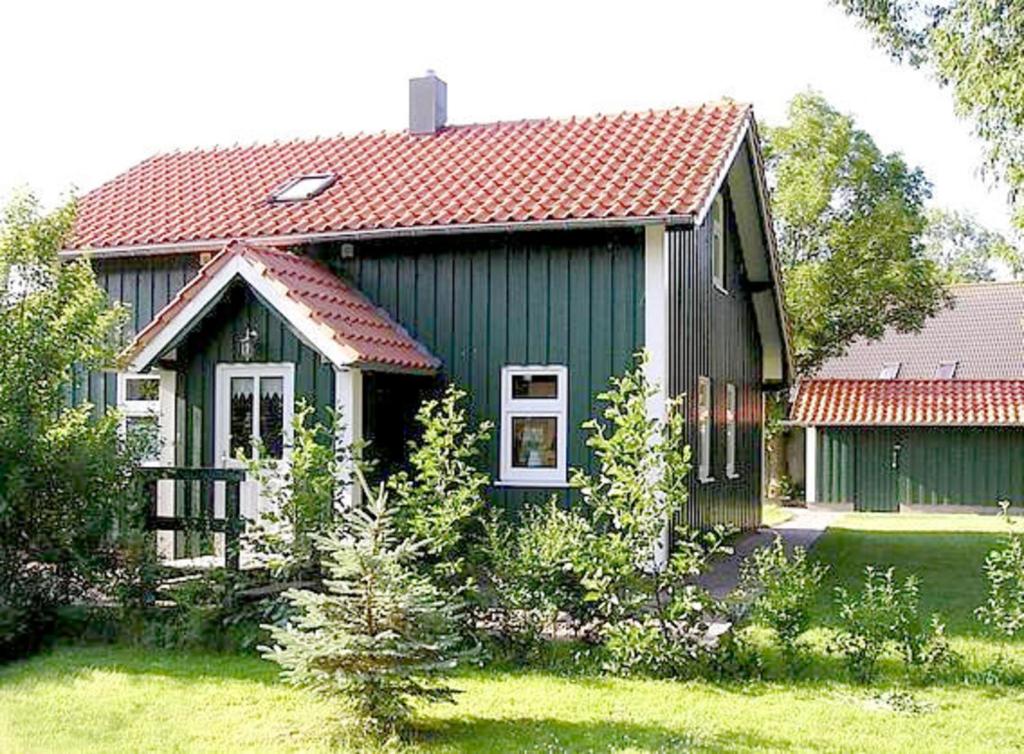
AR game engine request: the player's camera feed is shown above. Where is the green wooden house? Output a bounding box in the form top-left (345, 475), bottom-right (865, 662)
top-left (793, 282), bottom-right (1024, 512)
top-left (64, 74), bottom-right (790, 556)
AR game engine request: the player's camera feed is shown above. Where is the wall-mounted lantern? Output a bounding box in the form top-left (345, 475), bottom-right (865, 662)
top-left (237, 327), bottom-right (259, 362)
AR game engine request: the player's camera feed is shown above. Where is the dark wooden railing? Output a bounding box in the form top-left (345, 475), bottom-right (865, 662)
top-left (136, 467), bottom-right (247, 570)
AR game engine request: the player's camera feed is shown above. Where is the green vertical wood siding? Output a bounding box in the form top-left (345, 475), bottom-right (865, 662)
top-left (319, 229), bottom-right (646, 511)
top-left (667, 189), bottom-right (764, 532)
top-left (817, 426), bottom-right (1024, 510)
top-left (79, 253), bottom-right (201, 414)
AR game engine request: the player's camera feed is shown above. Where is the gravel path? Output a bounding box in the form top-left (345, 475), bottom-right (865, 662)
top-left (698, 507), bottom-right (841, 600)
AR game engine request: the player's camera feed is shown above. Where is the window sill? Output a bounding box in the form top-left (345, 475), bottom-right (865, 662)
top-left (494, 479), bottom-right (571, 489)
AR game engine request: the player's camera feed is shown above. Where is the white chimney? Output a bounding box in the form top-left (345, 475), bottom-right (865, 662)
top-left (409, 70), bottom-right (447, 135)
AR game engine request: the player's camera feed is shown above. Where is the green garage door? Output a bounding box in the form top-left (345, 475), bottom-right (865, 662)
top-left (817, 427), bottom-right (1024, 511)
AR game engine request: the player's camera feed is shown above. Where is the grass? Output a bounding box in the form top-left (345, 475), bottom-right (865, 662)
top-left (761, 502), bottom-right (794, 527)
top-left (1, 513), bottom-right (1022, 753)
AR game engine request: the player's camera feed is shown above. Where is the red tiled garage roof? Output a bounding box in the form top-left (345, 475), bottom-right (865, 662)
top-left (70, 102), bottom-right (751, 251)
top-left (792, 379), bottom-right (1024, 427)
top-left (126, 241), bottom-right (439, 373)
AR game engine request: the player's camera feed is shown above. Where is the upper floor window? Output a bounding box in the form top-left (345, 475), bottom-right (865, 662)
top-left (879, 362), bottom-right (901, 380)
top-left (697, 376), bottom-right (713, 482)
top-left (499, 366), bottom-right (568, 486)
top-left (712, 194), bottom-right (726, 292)
top-left (725, 382), bottom-right (738, 479)
top-left (270, 173), bottom-right (336, 203)
top-left (935, 361), bottom-right (958, 379)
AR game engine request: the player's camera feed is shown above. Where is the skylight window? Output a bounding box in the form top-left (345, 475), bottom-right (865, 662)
top-left (270, 173), bottom-right (335, 203)
top-left (935, 361), bottom-right (958, 379)
top-left (879, 362), bottom-right (901, 380)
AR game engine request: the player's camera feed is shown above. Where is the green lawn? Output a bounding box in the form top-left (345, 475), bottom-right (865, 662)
top-left (1, 513), bottom-right (1022, 753)
top-left (761, 502), bottom-right (794, 527)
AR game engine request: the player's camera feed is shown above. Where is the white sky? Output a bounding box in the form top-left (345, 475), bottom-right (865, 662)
top-left (0, 0), bottom-right (1013, 236)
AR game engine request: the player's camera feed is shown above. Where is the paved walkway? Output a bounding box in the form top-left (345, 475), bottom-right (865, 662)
top-left (698, 506), bottom-right (842, 599)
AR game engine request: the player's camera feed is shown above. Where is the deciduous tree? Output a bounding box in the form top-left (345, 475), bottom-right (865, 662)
top-left (763, 91), bottom-right (948, 373)
top-left (835, 0), bottom-right (1024, 228)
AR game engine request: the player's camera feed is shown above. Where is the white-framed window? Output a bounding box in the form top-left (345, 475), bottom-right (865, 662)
top-left (935, 361), bottom-right (958, 379)
top-left (712, 194), bottom-right (726, 293)
top-left (879, 362), bottom-right (901, 380)
top-left (214, 363), bottom-right (295, 465)
top-left (499, 365), bottom-right (568, 486)
top-left (118, 370), bottom-right (175, 467)
top-left (697, 376), bottom-right (713, 482)
top-left (269, 173), bottom-right (336, 203)
top-left (725, 382), bottom-right (738, 479)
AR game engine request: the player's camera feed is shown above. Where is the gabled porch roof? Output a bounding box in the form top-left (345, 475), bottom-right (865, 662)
top-left (123, 241), bottom-right (440, 374)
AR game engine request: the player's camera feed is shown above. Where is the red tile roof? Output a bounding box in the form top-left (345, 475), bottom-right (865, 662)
top-left (126, 241), bottom-right (439, 373)
top-left (70, 102), bottom-right (751, 251)
top-left (792, 379), bottom-right (1024, 427)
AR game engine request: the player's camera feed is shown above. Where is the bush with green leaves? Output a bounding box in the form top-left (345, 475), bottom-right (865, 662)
top-left (740, 537), bottom-right (829, 671)
top-left (388, 384), bottom-right (492, 603)
top-left (0, 192), bottom-right (145, 659)
top-left (483, 498), bottom-right (597, 641)
top-left (831, 566), bottom-right (955, 683)
top-left (245, 401), bottom-right (360, 580)
top-left (262, 470), bottom-right (472, 736)
top-left (565, 351), bottom-right (733, 675)
top-left (975, 501), bottom-right (1024, 639)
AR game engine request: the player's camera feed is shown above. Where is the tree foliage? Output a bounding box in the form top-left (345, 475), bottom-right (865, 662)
top-left (923, 208), bottom-right (1023, 282)
top-left (0, 191), bottom-right (141, 657)
top-left (835, 0), bottom-right (1024, 228)
top-left (262, 471), bottom-right (470, 735)
top-left (763, 91), bottom-right (949, 373)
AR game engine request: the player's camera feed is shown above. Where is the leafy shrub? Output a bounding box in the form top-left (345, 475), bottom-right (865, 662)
top-left (484, 498), bottom-right (597, 641)
top-left (388, 384), bottom-right (492, 606)
top-left (262, 471), bottom-right (472, 736)
top-left (245, 402), bottom-right (358, 580)
top-left (975, 500), bottom-right (1024, 639)
top-left (740, 537), bottom-right (828, 671)
top-left (831, 566), bottom-right (955, 683)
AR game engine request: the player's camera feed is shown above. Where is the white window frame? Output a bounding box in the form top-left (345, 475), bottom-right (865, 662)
top-left (712, 194), bottom-right (727, 293)
top-left (879, 362), bottom-right (901, 380)
top-left (498, 365), bottom-right (568, 487)
top-left (725, 382), bottom-right (738, 479)
top-left (117, 370), bottom-right (175, 467)
top-left (214, 363), bottom-right (296, 468)
top-left (697, 376), bottom-right (713, 483)
top-left (270, 173), bottom-right (336, 203)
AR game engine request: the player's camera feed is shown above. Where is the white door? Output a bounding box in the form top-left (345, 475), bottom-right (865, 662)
top-left (214, 363), bottom-right (295, 525)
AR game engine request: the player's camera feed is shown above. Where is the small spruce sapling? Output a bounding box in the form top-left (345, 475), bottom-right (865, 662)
top-left (262, 468), bottom-right (472, 736)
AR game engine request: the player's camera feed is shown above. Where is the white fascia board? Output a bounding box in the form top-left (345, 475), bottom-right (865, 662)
top-left (694, 116), bottom-right (751, 228)
top-left (128, 254), bottom-right (359, 373)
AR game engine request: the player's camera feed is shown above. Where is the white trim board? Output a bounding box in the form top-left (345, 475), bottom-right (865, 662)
top-left (644, 224), bottom-right (672, 570)
top-left (127, 255), bottom-right (358, 373)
